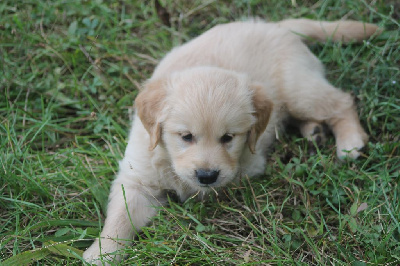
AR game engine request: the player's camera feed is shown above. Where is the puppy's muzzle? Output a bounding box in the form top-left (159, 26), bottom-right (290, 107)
top-left (195, 169), bottom-right (220, 185)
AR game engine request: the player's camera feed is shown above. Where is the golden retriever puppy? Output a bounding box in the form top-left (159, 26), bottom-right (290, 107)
top-left (83, 19), bottom-right (379, 264)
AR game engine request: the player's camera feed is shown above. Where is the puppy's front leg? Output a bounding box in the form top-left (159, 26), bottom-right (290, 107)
top-left (83, 178), bottom-right (162, 265)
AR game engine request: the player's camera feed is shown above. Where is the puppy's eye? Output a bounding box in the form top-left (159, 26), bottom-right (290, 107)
top-left (181, 133), bottom-right (194, 142)
top-left (220, 134), bottom-right (233, 144)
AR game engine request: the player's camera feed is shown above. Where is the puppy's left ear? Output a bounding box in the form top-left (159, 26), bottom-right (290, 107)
top-left (248, 85), bottom-right (273, 154)
top-left (135, 78), bottom-right (168, 150)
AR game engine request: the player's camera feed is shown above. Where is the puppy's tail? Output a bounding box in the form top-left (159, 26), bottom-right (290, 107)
top-left (277, 18), bottom-right (381, 42)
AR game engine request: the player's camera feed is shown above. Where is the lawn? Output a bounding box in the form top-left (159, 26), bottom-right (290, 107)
top-left (1, 0), bottom-right (399, 265)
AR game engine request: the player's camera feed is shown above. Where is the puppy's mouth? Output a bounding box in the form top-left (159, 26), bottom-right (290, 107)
top-left (198, 183), bottom-right (219, 188)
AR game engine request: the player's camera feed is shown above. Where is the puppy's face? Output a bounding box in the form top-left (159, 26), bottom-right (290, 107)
top-left (136, 67), bottom-right (272, 190)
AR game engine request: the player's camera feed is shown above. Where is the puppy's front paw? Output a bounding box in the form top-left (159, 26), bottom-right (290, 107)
top-left (83, 242), bottom-right (105, 266)
top-left (83, 239), bottom-right (122, 265)
top-left (336, 132), bottom-right (366, 160)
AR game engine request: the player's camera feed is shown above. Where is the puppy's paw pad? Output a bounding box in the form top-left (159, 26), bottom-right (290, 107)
top-left (307, 124), bottom-right (326, 146)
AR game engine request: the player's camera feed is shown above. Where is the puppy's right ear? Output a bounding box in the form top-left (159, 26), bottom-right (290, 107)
top-left (135, 79), bottom-right (167, 150)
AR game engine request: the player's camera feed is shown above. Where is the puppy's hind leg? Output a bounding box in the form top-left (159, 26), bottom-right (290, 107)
top-left (284, 75), bottom-right (368, 159)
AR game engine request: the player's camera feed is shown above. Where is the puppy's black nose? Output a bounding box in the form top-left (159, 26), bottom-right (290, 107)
top-left (195, 169), bottom-right (220, 185)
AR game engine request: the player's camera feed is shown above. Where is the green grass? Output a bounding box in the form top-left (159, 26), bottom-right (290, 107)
top-left (1, 0), bottom-right (399, 265)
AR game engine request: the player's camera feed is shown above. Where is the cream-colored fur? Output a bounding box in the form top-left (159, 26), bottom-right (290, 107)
top-left (83, 19), bottom-right (379, 264)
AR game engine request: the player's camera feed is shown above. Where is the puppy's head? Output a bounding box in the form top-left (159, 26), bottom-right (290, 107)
top-left (136, 67), bottom-right (272, 190)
